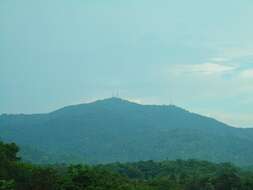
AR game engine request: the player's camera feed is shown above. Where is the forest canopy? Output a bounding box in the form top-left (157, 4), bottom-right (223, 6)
top-left (1, 140), bottom-right (253, 190)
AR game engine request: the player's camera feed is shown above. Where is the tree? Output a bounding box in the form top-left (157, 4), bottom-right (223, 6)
top-left (0, 180), bottom-right (15, 190)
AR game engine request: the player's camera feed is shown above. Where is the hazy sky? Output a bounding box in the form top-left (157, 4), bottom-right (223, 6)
top-left (1, 0), bottom-right (253, 127)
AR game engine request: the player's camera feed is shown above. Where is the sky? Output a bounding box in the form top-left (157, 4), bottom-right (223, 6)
top-left (1, 0), bottom-right (253, 127)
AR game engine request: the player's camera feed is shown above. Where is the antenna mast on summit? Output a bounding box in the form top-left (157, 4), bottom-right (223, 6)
top-left (170, 96), bottom-right (173, 105)
top-left (169, 91), bottom-right (174, 105)
top-left (112, 90), bottom-right (120, 98)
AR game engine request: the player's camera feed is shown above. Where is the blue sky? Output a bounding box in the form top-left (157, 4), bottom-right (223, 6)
top-left (1, 0), bottom-right (253, 127)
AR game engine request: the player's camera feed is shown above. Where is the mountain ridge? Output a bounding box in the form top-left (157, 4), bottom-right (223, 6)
top-left (0, 97), bottom-right (243, 129)
top-left (1, 97), bottom-right (235, 129)
top-left (0, 97), bottom-right (252, 165)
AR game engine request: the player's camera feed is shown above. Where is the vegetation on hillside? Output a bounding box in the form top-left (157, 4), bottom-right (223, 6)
top-left (1, 98), bottom-right (253, 166)
top-left (1, 140), bottom-right (253, 190)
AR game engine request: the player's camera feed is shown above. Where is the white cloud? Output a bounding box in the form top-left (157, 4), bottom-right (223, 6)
top-left (221, 48), bottom-right (253, 59)
top-left (166, 62), bottom-right (253, 127)
top-left (170, 63), bottom-right (238, 75)
top-left (201, 111), bottom-right (253, 128)
top-left (126, 98), bottom-right (143, 104)
top-left (240, 69), bottom-right (253, 79)
top-left (210, 57), bottom-right (230, 62)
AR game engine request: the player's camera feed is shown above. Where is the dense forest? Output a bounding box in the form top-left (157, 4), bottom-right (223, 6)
top-left (1, 98), bottom-right (253, 166)
top-left (1, 140), bottom-right (253, 190)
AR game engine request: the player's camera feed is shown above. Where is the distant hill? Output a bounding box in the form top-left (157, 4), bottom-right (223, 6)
top-left (0, 97), bottom-right (253, 165)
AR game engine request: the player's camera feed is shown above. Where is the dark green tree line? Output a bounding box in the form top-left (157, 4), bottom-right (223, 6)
top-left (1, 140), bottom-right (253, 190)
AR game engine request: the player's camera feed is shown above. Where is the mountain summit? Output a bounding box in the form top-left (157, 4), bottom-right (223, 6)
top-left (0, 98), bottom-right (253, 165)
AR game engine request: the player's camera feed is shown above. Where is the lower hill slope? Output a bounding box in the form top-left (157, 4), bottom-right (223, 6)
top-left (0, 97), bottom-right (253, 165)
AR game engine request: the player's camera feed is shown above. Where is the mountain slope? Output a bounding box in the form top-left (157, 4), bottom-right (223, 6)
top-left (0, 97), bottom-right (253, 165)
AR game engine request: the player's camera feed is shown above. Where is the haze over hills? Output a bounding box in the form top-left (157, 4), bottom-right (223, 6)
top-left (0, 97), bottom-right (253, 166)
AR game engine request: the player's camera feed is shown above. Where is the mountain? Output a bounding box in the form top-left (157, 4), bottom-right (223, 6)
top-left (0, 97), bottom-right (253, 165)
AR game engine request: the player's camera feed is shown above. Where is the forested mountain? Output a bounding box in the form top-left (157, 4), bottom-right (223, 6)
top-left (0, 97), bottom-right (253, 165)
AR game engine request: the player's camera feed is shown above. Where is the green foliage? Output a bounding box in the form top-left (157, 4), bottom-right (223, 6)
top-left (0, 180), bottom-right (15, 190)
top-left (0, 142), bottom-right (19, 179)
top-left (1, 98), bottom-right (253, 166)
top-left (1, 140), bottom-right (253, 190)
top-left (56, 164), bottom-right (153, 190)
top-left (98, 159), bottom-right (253, 190)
